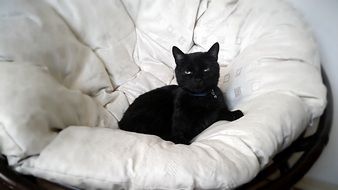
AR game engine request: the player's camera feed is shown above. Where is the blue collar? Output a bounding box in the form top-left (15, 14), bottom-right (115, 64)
top-left (190, 92), bottom-right (209, 97)
top-left (187, 89), bottom-right (218, 99)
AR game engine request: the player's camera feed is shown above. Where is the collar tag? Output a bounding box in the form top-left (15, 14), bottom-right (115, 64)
top-left (211, 89), bottom-right (218, 99)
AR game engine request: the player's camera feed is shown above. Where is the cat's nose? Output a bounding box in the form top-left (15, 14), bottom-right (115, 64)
top-left (195, 78), bottom-right (203, 83)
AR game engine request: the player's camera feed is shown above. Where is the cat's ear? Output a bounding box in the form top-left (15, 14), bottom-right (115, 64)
top-left (207, 42), bottom-right (219, 61)
top-left (172, 46), bottom-right (185, 63)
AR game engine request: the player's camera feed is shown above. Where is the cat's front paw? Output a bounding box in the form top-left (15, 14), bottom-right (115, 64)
top-left (231, 110), bottom-right (244, 121)
top-left (170, 135), bottom-right (190, 145)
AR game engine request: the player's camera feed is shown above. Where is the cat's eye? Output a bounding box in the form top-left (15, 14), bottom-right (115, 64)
top-left (184, 70), bottom-right (192, 75)
top-left (203, 68), bottom-right (210, 72)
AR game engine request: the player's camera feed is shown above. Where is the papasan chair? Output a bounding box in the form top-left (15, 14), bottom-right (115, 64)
top-left (0, 0), bottom-right (331, 189)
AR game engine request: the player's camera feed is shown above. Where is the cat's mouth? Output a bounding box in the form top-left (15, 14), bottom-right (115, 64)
top-left (184, 86), bottom-right (208, 94)
top-left (192, 83), bottom-right (208, 92)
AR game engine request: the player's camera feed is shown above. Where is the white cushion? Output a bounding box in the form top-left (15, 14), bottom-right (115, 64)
top-left (15, 92), bottom-right (309, 189)
top-left (0, 62), bottom-right (114, 164)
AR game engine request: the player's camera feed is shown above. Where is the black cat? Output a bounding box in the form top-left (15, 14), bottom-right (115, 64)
top-left (119, 42), bottom-right (243, 144)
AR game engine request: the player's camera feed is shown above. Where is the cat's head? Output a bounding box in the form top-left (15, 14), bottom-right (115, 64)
top-left (172, 42), bottom-right (220, 93)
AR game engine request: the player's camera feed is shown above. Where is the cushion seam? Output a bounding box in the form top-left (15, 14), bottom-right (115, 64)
top-left (0, 122), bottom-right (24, 155)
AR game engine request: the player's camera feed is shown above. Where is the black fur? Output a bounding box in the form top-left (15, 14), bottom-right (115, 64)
top-left (119, 43), bottom-right (243, 144)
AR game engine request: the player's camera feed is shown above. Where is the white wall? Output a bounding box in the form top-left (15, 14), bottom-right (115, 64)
top-left (285, 0), bottom-right (338, 185)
